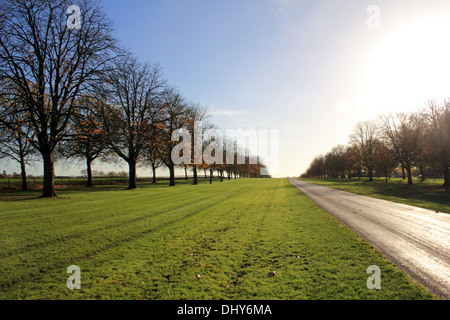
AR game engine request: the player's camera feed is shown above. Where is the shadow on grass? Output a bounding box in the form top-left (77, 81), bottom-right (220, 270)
top-left (0, 178), bottom-right (237, 201)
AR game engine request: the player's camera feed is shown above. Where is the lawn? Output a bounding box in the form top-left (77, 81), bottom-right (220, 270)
top-left (299, 177), bottom-right (450, 214)
top-left (0, 179), bottom-right (436, 300)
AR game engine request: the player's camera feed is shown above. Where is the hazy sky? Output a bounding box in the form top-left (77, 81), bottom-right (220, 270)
top-left (2, 0), bottom-right (450, 178)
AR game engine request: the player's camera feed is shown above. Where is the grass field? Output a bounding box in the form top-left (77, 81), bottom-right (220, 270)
top-left (0, 179), bottom-right (436, 300)
top-left (299, 177), bottom-right (450, 214)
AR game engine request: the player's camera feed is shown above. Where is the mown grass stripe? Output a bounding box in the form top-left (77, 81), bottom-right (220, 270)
top-left (0, 179), bottom-right (437, 300)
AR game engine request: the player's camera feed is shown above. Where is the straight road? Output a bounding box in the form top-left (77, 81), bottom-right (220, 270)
top-left (287, 178), bottom-right (450, 299)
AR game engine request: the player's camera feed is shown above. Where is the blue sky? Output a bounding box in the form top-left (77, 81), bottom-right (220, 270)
top-left (2, 0), bottom-right (450, 178)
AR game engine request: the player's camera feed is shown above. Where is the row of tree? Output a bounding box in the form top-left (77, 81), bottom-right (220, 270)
top-left (301, 100), bottom-right (450, 187)
top-left (0, 0), bottom-right (266, 196)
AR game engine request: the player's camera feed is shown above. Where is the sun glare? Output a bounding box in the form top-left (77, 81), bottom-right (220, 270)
top-left (356, 14), bottom-right (450, 119)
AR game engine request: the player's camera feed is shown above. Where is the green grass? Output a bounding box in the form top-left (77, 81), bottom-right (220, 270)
top-left (0, 179), bottom-right (436, 300)
top-left (300, 177), bottom-right (450, 214)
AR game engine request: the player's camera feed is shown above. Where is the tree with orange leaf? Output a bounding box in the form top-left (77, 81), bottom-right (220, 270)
top-left (59, 96), bottom-right (108, 187)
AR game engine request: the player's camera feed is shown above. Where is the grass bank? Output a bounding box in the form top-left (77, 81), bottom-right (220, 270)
top-left (299, 177), bottom-right (449, 214)
top-left (0, 179), bottom-right (435, 300)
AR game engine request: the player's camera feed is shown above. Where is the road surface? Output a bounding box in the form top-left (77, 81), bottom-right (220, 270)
top-left (287, 178), bottom-right (450, 299)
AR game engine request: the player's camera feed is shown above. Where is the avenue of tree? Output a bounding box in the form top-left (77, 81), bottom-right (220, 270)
top-left (302, 100), bottom-right (450, 187)
top-left (0, 0), bottom-right (266, 196)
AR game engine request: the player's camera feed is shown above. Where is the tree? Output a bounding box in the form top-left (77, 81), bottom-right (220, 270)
top-left (350, 121), bottom-right (379, 182)
top-left (324, 145), bottom-right (346, 178)
top-left (344, 145), bottom-right (359, 179)
top-left (373, 140), bottom-right (397, 183)
top-left (380, 113), bottom-right (419, 185)
top-left (0, 0), bottom-right (118, 197)
top-left (420, 100), bottom-right (450, 187)
top-left (98, 53), bottom-right (165, 189)
top-left (59, 96), bottom-right (107, 187)
top-left (304, 155), bottom-right (325, 178)
top-left (144, 136), bottom-right (164, 184)
top-left (223, 138), bottom-right (237, 181)
top-left (410, 112), bottom-right (429, 182)
top-left (0, 114), bottom-right (36, 190)
top-left (202, 124), bottom-right (223, 184)
top-left (157, 88), bottom-right (191, 187)
top-left (184, 104), bottom-right (209, 185)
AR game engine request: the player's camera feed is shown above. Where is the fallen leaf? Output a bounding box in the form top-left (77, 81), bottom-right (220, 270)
top-left (268, 271), bottom-right (277, 277)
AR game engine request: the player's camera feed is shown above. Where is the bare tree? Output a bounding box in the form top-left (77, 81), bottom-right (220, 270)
top-left (373, 140), bottom-right (397, 183)
top-left (157, 88), bottom-right (191, 187)
top-left (420, 100), bottom-right (450, 187)
top-left (303, 155), bottom-right (325, 178)
top-left (0, 0), bottom-right (118, 197)
top-left (410, 112), bottom-right (429, 182)
top-left (143, 135), bottom-right (164, 184)
top-left (324, 145), bottom-right (346, 178)
top-left (350, 121), bottom-right (379, 182)
top-left (184, 104), bottom-right (209, 185)
top-left (344, 145), bottom-right (359, 179)
top-left (0, 114), bottom-right (36, 190)
top-left (380, 113), bottom-right (419, 185)
top-left (97, 53), bottom-right (166, 189)
top-left (59, 96), bottom-right (107, 187)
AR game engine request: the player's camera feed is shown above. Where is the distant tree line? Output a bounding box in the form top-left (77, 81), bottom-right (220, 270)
top-left (301, 100), bottom-right (449, 187)
top-left (0, 0), bottom-right (266, 196)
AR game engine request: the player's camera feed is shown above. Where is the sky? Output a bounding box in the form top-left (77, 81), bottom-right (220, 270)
top-left (2, 0), bottom-right (450, 178)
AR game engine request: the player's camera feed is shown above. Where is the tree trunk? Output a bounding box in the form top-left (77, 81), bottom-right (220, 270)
top-left (193, 166), bottom-right (198, 185)
top-left (86, 158), bottom-right (93, 187)
top-left (184, 166), bottom-right (188, 180)
top-left (406, 165), bottom-right (413, 185)
top-left (402, 164), bottom-right (406, 180)
top-left (419, 165), bottom-right (425, 183)
top-left (42, 151), bottom-right (56, 198)
top-left (443, 164), bottom-right (449, 187)
top-left (368, 168), bottom-right (373, 182)
top-left (152, 163), bottom-right (157, 184)
top-left (209, 168), bottom-right (213, 184)
top-left (128, 159), bottom-right (137, 189)
top-left (169, 163), bottom-right (175, 186)
top-left (20, 155), bottom-right (28, 191)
